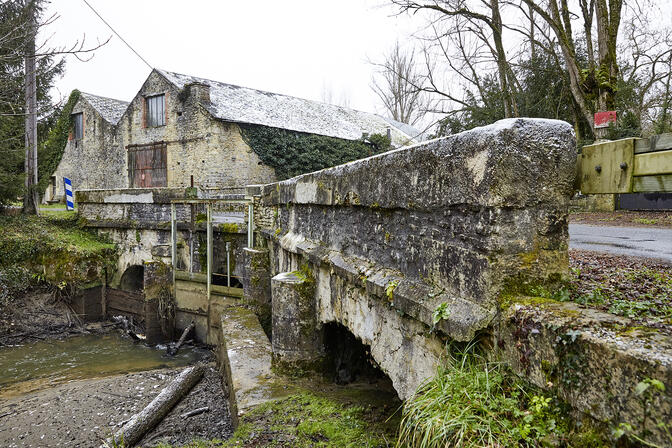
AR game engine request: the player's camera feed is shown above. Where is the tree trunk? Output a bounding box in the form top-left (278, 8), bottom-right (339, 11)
top-left (103, 365), bottom-right (204, 447)
top-left (491, 0), bottom-right (516, 117)
top-left (23, 1), bottom-right (39, 215)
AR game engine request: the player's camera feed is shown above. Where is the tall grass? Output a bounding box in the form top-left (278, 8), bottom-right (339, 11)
top-left (396, 346), bottom-right (576, 448)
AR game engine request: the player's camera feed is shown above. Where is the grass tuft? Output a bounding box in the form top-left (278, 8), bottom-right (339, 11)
top-left (396, 345), bottom-right (606, 448)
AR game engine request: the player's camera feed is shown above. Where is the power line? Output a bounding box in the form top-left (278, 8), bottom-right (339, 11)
top-left (80, 0), bottom-right (152, 70)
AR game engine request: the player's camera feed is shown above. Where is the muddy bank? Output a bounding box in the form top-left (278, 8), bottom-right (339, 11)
top-left (0, 364), bottom-right (232, 448)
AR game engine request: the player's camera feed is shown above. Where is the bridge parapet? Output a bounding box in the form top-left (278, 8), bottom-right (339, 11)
top-left (252, 118), bottom-right (576, 340)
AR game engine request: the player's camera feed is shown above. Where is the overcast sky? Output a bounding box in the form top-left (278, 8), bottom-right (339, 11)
top-left (44, 0), bottom-right (419, 116)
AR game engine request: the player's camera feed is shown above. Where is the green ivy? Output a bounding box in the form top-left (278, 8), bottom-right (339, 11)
top-left (37, 89), bottom-right (80, 193)
top-left (240, 124), bottom-right (391, 180)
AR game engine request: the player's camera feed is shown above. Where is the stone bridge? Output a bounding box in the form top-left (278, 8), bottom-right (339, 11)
top-left (78, 118), bottom-right (671, 443)
top-left (248, 118), bottom-right (576, 399)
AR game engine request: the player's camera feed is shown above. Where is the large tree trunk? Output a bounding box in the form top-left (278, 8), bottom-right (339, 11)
top-left (23, 1), bottom-right (39, 215)
top-left (491, 0), bottom-right (516, 117)
top-left (595, 0), bottom-right (622, 111)
top-left (102, 365), bottom-right (204, 447)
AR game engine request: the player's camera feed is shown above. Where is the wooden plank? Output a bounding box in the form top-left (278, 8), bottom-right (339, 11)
top-left (633, 175), bottom-right (672, 193)
top-left (175, 270), bottom-right (207, 283)
top-left (580, 139), bottom-right (634, 193)
top-left (107, 289), bottom-right (145, 315)
top-left (633, 149), bottom-right (672, 176)
top-left (211, 284), bottom-right (243, 298)
top-left (634, 133), bottom-right (672, 154)
top-left (634, 138), bottom-right (651, 154)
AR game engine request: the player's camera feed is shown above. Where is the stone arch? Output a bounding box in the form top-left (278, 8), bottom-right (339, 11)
top-left (322, 321), bottom-right (394, 390)
top-left (119, 264), bottom-right (144, 291)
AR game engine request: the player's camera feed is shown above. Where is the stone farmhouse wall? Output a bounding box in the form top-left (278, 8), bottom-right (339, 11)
top-left (118, 71), bottom-right (277, 190)
top-left (45, 98), bottom-right (126, 202)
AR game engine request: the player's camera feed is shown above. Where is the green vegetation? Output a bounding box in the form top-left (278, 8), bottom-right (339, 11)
top-left (0, 213), bottom-right (116, 302)
top-left (37, 90), bottom-right (80, 193)
top-left (0, 1), bottom-right (66, 206)
top-left (634, 218), bottom-right (658, 225)
top-left (240, 124), bottom-right (391, 180)
top-left (527, 265), bottom-right (672, 327)
top-left (385, 280), bottom-right (399, 304)
top-left (614, 378), bottom-right (672, 447)
top-left (153, 391), bottom-right (398, 448)
top-left (431, 302), bottom-right (450, 325)
top-left (397, 345), bottom-right (607, 448)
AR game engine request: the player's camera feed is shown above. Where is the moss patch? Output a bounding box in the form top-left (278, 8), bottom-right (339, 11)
top-left (156, 389), bottom-right (399, 448)
top-left (0, 213), bottom-right (116, 300)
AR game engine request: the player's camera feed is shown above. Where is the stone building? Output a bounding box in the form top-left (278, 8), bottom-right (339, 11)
top-left (46, 69), bottom-right (419, 201)
top-left (44, 92), bottom-right (129, 202)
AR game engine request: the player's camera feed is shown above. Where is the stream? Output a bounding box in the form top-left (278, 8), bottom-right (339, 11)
top-left (0, 333), bottom-right (207, 399)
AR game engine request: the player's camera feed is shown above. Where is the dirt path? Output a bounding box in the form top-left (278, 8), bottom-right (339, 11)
top-left (0, 365), bottom-right (232, 448)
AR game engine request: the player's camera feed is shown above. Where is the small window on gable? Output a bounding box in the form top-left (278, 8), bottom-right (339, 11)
top-left (72, 112), bottom-right (83, 140)
top-left (146, 94), bottom-right (165, 127)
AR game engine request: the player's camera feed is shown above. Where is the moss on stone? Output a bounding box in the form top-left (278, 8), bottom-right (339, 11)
top-left (218, 222), bottom-right (241, 233)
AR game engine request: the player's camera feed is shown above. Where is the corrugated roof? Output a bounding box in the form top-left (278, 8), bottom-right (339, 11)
top-left (80, 92), bottom-right (129, 124)
top-left (156, 69), bottom-right (420, 144)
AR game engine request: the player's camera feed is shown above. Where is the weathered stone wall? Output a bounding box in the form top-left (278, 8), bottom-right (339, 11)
top-left (253, 118), bottom-right (577, 399)
top-left (76, 187), bottom-right (249, 287)
top-left (118, 71), bottom-right (277, 189)
top-left (45, 97), bottom-right (126, 201)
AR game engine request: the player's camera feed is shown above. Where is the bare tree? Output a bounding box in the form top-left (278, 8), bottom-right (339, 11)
top-left (393, 0), bottom-right (519, 118)
top-left (517, 0), bottom-right (624, 132)
top-left (320, 82), bottom-right (351, 108)
top-left (370, 42), bottom-right (428, 126)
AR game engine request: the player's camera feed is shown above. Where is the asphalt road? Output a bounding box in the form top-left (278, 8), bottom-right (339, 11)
top-left (569, 224), bottom-right (672, 263)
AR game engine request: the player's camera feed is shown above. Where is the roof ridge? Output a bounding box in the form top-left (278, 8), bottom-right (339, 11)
top-left (80, 91), bottom-right (129, 104)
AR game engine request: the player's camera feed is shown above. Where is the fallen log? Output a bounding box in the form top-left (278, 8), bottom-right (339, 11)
top-left (167, 321), bottom-right (195, 356)
top-left (102, 364), bottom-right (204, 448)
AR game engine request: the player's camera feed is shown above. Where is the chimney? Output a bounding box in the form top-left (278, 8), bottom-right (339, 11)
top-left (187, 82), bottom-right (210, 104)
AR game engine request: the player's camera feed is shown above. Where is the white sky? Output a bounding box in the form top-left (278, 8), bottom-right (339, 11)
top-left (44, 0), bottom-right (420, 116)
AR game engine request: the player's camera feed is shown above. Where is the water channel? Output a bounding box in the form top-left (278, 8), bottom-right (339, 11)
top-left (0, 333), bottom-right (207, 399)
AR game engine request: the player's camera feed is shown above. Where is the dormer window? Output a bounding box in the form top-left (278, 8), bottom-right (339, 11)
top-left (146, 94), bottom-right (165, 127)
top-left (72, 112), bottom-right (83, 140)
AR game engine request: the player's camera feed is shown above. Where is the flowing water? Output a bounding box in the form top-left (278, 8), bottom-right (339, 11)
top-left (0, 333), bottom-right (208, 399)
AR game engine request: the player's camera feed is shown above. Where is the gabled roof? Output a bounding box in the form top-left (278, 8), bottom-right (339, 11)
top-left (155, 69), bottom-right (420, 145)
top-left (80, 92), bottom-right (129, 125)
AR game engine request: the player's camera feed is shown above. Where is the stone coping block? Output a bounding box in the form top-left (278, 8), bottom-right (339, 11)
top-left (76, 187), bottom-right (193, 204)
top-left (267, 229), bottom-right (495, 341)
top-left (496, 300), bottom-right (672, 446)
top-left (218, 306), bottom-right (293, 427)
top-left (258, 118), bottom-right (576, 210)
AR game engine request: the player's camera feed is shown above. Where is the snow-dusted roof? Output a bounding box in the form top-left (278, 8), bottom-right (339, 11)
top-left (80, 92), bottom-right (129, 125)
top-left (156, 69), bottom-right (420, 144)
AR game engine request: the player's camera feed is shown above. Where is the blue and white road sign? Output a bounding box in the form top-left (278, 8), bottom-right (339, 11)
top-left (64, 177), bottom-right (74, 211)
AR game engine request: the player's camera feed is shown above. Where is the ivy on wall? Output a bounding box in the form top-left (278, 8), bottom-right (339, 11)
top-left (240, 124), bottom-right (391, 180)
top-left (37, 89), bottom-right (80, 193)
